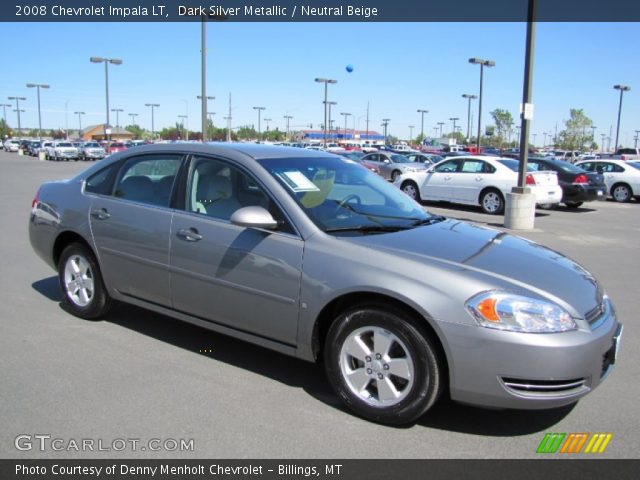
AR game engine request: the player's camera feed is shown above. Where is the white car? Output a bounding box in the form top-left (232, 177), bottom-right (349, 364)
top-left (47, 141), bottom-right (79, 161)
top-left (575, 159), bottom-right (640, 202)
top-left (395, 155), bottom-right (563, 214)
top-left (3, 139), bottom-right (20, 152)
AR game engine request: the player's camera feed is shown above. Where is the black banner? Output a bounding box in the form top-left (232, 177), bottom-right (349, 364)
top-left (3, 0), bottom-right (640, 22)
top-left (2, 460), bottom-right (639, 480)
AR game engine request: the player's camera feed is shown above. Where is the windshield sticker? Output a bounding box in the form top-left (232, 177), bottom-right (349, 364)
top-left (278, 171), bottom-right (321, 192)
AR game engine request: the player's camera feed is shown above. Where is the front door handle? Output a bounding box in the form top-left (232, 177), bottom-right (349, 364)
top-left (90, 208), bottom-right (110, 220)
top-left (444, 175), bottom-right (451, 181)
top-left (476, 176), bottom-right (483, 181)
top-left (177, 228), bottom-right (203, 242)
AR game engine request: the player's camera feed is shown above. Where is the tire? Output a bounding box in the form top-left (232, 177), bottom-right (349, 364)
top-left (564, 201), bottom-right (583, 208)
top-left (391, 170), bottom-right (401, 182)
top-left (480, 188), bottom-right (505, 215)
top-left (401, 181), bottom-right (421, 202)
top-left (58, 243), bottom-right (111, 320)
top-left (611, 183), bottom-right (631, 203)
top-left (324, 304), bottom-right (443, 425)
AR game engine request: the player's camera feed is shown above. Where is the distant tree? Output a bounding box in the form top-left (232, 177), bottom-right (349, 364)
top-left (414, 133), bottom-right (425, 146)
top-left (558, 109), bottom-right (593, 150)
top-left (264, 129), bottom-right (285, 142)
top-left (445, 131), bottom-right (466, 144)
top-left (490, 109), bottom-right (514, 146)
top-left (236, 126), bottom-right (258, 140)
top-left (0, 119), bottom-right (11, 139)
top-left (125, 124), bottom-right (146, 140)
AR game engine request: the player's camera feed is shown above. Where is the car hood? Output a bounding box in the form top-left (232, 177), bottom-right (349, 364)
top-left (344, 219), bottom-right (602, 318)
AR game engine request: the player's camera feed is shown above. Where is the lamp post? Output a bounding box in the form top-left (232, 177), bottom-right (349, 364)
top-left (7, 96), bottom-right (26, 136)
top-left (613, 84), bottom-right (630, 150)
top-left (409, 125), bottom-right (414, 144)
top-left (449, 117), bottom-right (460, 138)
top-left (417, 109), bottom-right (428, 140)
top-left (315, 77), bottom-right (337, 146)
top-left (381, 118), bottom-right (390, 144)
top-left (145, 103), bottom-right (160, 138)
top-left (0, 103), bottom-right (11, 126)
top-left (340, 112), bottom-right (351, 141)
top-left (324, 101), bottom-right (337, 141)
top-left (589, 126), bottom-right (597, 150)
top-left (128, 113), bottom-right (138, 126)
top-left (74, 111), bottom-right (85, 139)
top-left (110, 108), bottom-right (123, 128)
top-left (532, 133), bottom-right (537, 146)
top-left (462, 94), bottom-right (477, 142)
top-left (178, 115), bottom-right (187, 139)
top-left (253, 106), bottom-right (265, 141)
top-left (197, 96), bottom-right (214, 141)
top-left (437, 122), bottom-right (445, 138)
top-left (283, 115), bottom-right (293, 140)
top-left (469, 57), bottom-right (496, 151)
top-left (264, 118), bottom-right (272, 131)
top-left (90, 57), bottom-right (122, 141)
top-left (26, 83), bottom-right (49, 140)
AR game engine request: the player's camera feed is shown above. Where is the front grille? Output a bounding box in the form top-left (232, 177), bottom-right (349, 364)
top-left (501, 377), bottom-right (587, 397)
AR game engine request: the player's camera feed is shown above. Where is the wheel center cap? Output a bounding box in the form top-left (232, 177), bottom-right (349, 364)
top-left (373, 360), bottom-right (383, 373)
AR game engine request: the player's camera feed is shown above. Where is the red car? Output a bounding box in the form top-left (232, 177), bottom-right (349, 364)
top-left (107, 142), bottom-right (128, 154)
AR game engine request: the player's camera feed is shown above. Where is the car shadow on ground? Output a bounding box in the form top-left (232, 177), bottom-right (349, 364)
top-left (33, 275), bottom-right (574, 435)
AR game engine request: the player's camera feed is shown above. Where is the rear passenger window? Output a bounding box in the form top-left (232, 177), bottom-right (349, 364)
top-left (113, 155), bottom-right (182, 207)
top-left (85, 163), bottom-right (119, 195)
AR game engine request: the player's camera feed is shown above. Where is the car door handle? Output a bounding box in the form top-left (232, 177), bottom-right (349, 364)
top-left (444, 175), bottom-right (451, 181)
top-left (176, 228), bottom-right (203, 242)
top-left (90, 208), bottom-right (110, 220)
top-left (476, 176), bottom-right (483, 181)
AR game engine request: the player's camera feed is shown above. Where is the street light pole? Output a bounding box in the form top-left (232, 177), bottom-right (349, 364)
top-left (408, 125), bottom-right (414, 144)
top-left (324, 101), bottom-right (337, 142)
top-left (197, 95), bottom-right (215, 141)
top-left (381, 118), bottom-right (390, 144)
top-left (178, 115), bottom-right (188, 139)
top-left (110, 108), bottom-right (123, 128)
top-left (437, 122), bottom-right (445, 138)
top-left (253, 106), bottom-right (265, 141)
top-left (469, 57), bottom-right (496, 150)
top-left (283, 115), bottom-right (293, 140)
top-left (461, 94), bottom-right (477, 142)
top-left (315, 77), bottom-right (337, 147)
top-left (90, 57), bottom-right (122, 141)
top-left (340, 112), bottom-right (351, 142)
top-left (0, 103), bottom-right (11, 127)
top-left (74, 111), bottom-right (85, 139)
top-left (417, 109), bottom-right (428, 140)
top-left (128, 113), bottom-right (138, 126)
top-left (145, 103), bottom-right (160, 138)
top-left (613, 84), bottom-right (630, 150)
top-left (26, 83), bottom-right (49, 140)
top-left (449, 117), bottom-right (460, 138)
top-left (8, 96), bottom-right (26, 136)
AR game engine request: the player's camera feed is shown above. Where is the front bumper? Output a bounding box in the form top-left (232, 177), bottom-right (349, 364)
top-left (440, 311), bottom-right (621, 410)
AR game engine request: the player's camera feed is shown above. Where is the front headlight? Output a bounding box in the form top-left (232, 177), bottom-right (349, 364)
top-left (466, 291), bottom-right (577, 333)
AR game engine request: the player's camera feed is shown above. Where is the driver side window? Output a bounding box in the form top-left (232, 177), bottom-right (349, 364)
top-left (435, 160), bottom-right (460, 173)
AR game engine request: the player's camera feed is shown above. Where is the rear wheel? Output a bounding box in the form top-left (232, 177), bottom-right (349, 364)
top-left (401, 181), bottom-right (421, 202)
top-left (324, 305), bottom-right (443, 425)
top-left (58, 243), bottom-right (111, 319)
top-left (611, 183), bottom-right (631, 203)
top-left (480, 188), bottom-right (505, 215)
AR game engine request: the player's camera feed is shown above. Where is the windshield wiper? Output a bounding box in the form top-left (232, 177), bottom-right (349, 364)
top-left (410, 215), bottom-right (446, 226)
top-left (323, 225), bottom-right (412, 234)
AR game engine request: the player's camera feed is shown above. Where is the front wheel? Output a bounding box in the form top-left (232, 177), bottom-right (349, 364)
top-left (324, 305), bottom-right (443, 425)
top-left (564, 201), bottom-right (583, 209)
top-left (480, 189), bottom-right (505, 215)
top-left (58, 243), bottom-right (112, 319)
top-left (401, 181), bottom-right (421, 202)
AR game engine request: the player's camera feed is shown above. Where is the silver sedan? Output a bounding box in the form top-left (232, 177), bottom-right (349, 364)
top-left (360, 151), bottom-right (430, 181)
top-left (30, 143), bottom-right (622, 425)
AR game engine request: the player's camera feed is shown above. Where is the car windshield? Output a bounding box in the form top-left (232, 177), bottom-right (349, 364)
top-left (85, 143), bottom-right (100, 148)
top-left (111, 143), bottom-right (124, 147)
top-left (627, 162), bottom-right (640, 171)
top-left (57, 142), bottom-right (73, 147)
top-left (497, 159), bottom-right (535, 172)
top-left (258, 156), bottom-right (439, 234)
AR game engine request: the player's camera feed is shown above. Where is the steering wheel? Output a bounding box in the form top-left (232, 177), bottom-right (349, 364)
top-left (333, 194), bottom-right (362, 215)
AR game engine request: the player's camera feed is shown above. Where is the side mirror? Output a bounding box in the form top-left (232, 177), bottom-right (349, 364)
top-left (383, 159), bottom-right (391, 164)
top-left (230, 206), bottom-right (278, 230)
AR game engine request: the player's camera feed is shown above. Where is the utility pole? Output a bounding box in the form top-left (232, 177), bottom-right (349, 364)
top-left (283, 115), bottom-right (293, 140)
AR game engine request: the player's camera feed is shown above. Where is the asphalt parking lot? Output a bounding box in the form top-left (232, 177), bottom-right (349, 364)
top-left (1, 150), bottom-right (638, 459)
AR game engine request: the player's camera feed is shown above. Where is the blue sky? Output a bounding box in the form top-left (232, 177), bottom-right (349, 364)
top-left (2, 21), bottom-right (638, 146)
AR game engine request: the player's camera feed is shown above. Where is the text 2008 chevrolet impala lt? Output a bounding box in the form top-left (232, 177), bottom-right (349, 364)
top-left (30, 144), bottom-right (622, 425)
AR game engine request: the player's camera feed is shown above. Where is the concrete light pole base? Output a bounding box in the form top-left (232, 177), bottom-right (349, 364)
top-left (504, 192), bottom-right (536, 230)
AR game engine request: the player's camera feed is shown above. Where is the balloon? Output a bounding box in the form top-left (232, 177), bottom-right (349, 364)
top-left (346, 64), bottom-right (354, 73)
